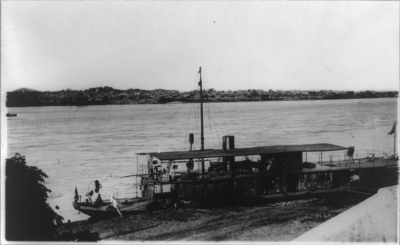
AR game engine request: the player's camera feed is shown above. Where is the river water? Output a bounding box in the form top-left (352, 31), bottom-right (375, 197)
top-left (5, 98), bottom-right (397, 221)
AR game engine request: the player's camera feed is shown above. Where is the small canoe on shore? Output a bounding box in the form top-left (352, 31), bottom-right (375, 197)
top-left (73, 198), bottom-right (152, 218)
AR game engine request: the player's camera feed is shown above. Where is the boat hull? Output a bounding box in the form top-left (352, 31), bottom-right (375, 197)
top-left (73, 198), bottom-right (152, 218)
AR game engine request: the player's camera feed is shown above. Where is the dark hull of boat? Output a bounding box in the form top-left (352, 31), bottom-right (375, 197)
top-left (141, 159), bottom-right (398, 208)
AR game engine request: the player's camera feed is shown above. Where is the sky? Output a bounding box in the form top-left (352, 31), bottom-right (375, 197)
top-left (1, 1), bottom-right (399, 93)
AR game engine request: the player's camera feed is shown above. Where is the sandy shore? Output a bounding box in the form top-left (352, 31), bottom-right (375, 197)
top-left (58, 194), bottom-right (367, 242)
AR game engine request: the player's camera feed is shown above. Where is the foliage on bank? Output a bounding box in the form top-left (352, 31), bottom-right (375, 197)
top-left (5, 153), bottom-right (100, 242)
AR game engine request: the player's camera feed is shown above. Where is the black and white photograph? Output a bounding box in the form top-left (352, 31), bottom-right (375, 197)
top-left (1, 1), bottom-right (398, 243)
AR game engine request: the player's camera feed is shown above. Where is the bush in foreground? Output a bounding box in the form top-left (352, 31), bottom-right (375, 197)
top-left (5, 153), bottom-right (100, 241)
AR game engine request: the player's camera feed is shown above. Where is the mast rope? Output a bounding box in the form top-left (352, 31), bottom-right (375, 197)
top-left (102, 75), bottom-right (199, 186)
top-left (206, 102), bottom-right (220, 149)
top-left (205, 107), bottom-right (227, 139)
top-left (101, 103), bottom-right (185, 184)
top-left (183, 103), bottom-right (193, 150)
top-left (192, 92), bottom-right (200, 147)
top-left (205, 107), bottom-right (241, 148)
top-left (210, 103), bottom-right (271, 147)
top-left (134, 104), bottom-right (185, 151)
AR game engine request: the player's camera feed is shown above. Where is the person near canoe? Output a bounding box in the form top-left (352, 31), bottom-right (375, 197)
top-left (86, 180), bottom-right (103, 206)
top-left (108, 191), bottom-right (123, 218)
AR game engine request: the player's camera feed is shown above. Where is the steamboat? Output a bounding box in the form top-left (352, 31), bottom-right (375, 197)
top-left (73, 67), bottom-right (398, 218)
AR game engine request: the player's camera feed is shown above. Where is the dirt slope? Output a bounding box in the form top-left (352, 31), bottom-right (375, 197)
top-left (58, 195), bottom-right (366, 242)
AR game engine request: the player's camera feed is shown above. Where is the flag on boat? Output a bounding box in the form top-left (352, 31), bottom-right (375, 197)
top-left (74, 187), bottom-right (79, 202)
top-left (198, 67), bottom-right (202, 86)
top-left (388, 122), bottom-right (396, 135)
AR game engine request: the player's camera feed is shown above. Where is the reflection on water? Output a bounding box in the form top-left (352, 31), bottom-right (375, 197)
top-left (6, 98), bottom-right (397, 221)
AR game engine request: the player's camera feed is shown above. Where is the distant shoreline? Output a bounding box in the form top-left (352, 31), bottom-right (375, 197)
top-left (6, 87), bottom-right (398, 108)
top-left (5, 96), bottom-right (397, 108)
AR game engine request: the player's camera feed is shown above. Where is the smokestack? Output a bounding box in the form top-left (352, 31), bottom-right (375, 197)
top-left (222, 135), bottom-right (235, 150)
top-left (222, 136), bottom-right (227, 150)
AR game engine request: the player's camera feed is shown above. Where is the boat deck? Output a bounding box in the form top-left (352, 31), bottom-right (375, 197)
top-left (144, 158), bottom-right (398, 185)
top-left (305, 157), bottom-right (398, 171)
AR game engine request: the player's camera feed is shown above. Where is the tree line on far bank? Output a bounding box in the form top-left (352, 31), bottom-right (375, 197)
top-left (6, 87), bottom-right (398, 107)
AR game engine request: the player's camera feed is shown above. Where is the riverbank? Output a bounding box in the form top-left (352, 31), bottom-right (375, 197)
top-left (58, 195), bottom-right (367, 241)
top-left (6, 86), bottom-right (397, 107)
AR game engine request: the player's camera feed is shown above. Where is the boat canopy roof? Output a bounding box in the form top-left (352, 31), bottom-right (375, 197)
top-left (136, 143), bottom-right (348, 161)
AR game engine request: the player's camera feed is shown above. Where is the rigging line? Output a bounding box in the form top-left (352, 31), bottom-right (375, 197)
top-left (85, 126), bottom-right (149, 182)
top-left (193, 105), bottom-right (202, 149)
top-left (165, 106), bottom-right (187, 144)
top-left (205, 103), bottom-right (216, 148)
top-left (205, 105), bottom-right (241, 149)
top-left (207, 108), bottom-right (245, 149)
top-left (205, 106), bottom-right (228, 132)
top-left (183, 104), bottom-right (193, 150)
top-left (188, 102), bottom-right (197, 149)
top-left (209, 118), bottom-right (220, 149)
top-left (204, 105), bottom-right (214, 148)
top-left (209, 126), bottom-right (227, 147)
top-left (210, 103), bottom-right (271, 146)
top-left (191, 103), bottom-right (196, 132)
top-left (193, 99), bottom-right (200, 135)
top-left (191, 101), bottom-right (198, 137)
top-left (205, 111), bottom-right (228, 137)
top-left (194, 104), bottom-right (201, 149)
top-left (206, 102), bottom-right (219, 149)
top-left (134, 103), bottom-right (185, 152)
top-left (103, 103), bottom-right (185, 183)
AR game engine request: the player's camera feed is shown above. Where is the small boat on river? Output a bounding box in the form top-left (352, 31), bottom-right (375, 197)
top-left (6, 112), bottom-right (17, 117)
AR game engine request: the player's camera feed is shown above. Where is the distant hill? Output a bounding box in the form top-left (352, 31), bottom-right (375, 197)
top-left (5, 86), bottom-right (398, 107)
top-left (13, 88), bottom-right (39, 93)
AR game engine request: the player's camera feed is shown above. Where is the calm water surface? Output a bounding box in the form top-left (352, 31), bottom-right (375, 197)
top-left (6, 98), bottom-right (397, 221)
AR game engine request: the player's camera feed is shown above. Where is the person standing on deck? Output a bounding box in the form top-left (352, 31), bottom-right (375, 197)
top-left (149, 166), bottom-right (154, 179)
top-left (186, 158), bottom-right (194, 175)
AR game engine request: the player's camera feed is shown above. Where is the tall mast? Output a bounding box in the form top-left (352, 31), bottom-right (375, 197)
top-left (199, 67), bottom-right (205, 179)
top-left (394, 126), bottom-right (396, 155)
top-left (199, 67), bottom-right (204, 151)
